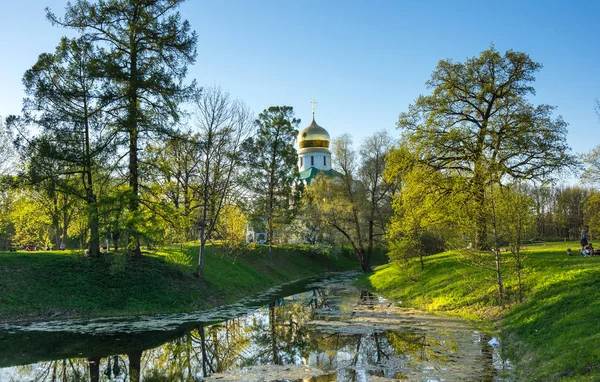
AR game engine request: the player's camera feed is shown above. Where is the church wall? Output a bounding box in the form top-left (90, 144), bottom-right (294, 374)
top-left (298, 152), bottom-right (332, 171)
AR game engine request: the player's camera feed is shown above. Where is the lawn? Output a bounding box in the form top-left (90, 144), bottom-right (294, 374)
top-left (0, 243), bottom-right (371, 323)
top-left (359, 241), bottom-right (600, 381)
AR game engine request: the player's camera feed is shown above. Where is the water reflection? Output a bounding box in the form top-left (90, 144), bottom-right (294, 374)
top-left (0, 274), bottom-right (511, 381)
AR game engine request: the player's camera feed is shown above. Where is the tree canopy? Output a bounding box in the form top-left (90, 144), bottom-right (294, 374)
top-left (397, 46), bottom-right (576, 249)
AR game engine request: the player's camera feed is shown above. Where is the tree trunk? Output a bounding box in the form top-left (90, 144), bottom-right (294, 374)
top-left (269, 302), bottom-right (280, 365)
top-left (494, 249), bottom-right (504, 306)
top-left (87, 198), bottom-right (100, 257)
top-left (359, 251), bottom-right (371, 273)
top-left (88, 357), bottom-right (100, 382)
top-left (196, 236), bottom-right (206, 278)
top-left (199, 324), bottom-right (208, 377)
top-left (474, 182), bottom-right (488, 250)
top-left (128, 28), bottom-right (142, 258)
top-left (128, 351), bottom-right (142, 382)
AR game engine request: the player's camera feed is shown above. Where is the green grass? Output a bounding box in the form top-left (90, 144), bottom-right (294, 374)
top-left (0, 243), bottom-right (372, 323)
top-left (359, 241), bottom-right (600, 381)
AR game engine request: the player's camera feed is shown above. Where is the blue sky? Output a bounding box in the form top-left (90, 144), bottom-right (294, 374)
top-left (1, 0), bottom-right (599, 161)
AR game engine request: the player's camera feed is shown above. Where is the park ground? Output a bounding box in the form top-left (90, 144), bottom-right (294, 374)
top-left (1, 242), bottom-right (597, 380)
top-left (0, 243), bottom-right (380, 324)
top-left (358, 241), bottom-right (600, 381)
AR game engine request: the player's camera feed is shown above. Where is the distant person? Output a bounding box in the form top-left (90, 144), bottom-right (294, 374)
top-left (60, 242), bottom-right (65, 250)
top-left (45, 245), bottom-right (50, 251)
top-left (581, 226), bottom-right (589, 251)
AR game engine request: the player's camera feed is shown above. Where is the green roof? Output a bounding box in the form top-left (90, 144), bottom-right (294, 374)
top-left (299, 167), bottom-right (338, 184)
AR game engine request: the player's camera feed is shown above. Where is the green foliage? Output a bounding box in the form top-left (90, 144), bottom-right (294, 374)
top-left (307, 132), bottom-right (394, 273)
top-left (215, 204), bottom-right (249, 261)
top-left (9, 194), bottom-right (52, 247)
top-left (361, 241), bottom-right (600, 381)
top-left (46, 0), bottom-right (198, 256)
top-left (396, 45), bottom-right (576, 249)
top-left (242, 106), bottom-right (302, 247)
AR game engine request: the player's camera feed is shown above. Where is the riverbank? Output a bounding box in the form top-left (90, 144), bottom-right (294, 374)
top-left (0, 244), bottom-right (377, 324)
top-left (357, 241), bottom-right (600, 381)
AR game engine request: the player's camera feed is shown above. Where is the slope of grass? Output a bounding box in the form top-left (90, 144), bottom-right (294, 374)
top-left (359, 241), bottom-right (600, 381)
top-left (0, 243), bottom-right (373, 323)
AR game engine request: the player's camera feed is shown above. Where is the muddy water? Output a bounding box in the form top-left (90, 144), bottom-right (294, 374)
top-left (0, 272), bottom-right (512, 381)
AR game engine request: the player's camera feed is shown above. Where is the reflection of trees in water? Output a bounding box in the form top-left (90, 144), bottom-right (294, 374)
top-left (16, 358), bottom-right (90, 381)
top-left (246, 297), bottom-right (315, 367)
top-left (307, 288), bottom-right (330, 310)
top-left (385, 331), bottom-right (451, 362)
top-left (203, 318), bottom-right (252, 372)
top-left (6, 287), bottom-right (497, 381)
top-left (142, 330), bottom-right (200, 380)
top-left (139, 318), bottom-right (252, 380)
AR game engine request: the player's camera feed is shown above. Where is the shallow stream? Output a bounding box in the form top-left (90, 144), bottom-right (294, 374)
top-left (0, 272), bottom-right (512, 381)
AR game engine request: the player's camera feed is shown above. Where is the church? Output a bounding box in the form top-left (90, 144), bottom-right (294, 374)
top-left (297, 100), bottom-right (335, 184)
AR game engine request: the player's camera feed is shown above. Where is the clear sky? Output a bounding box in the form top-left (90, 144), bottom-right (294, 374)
top-left (1, 0), bottom-right (599, 159)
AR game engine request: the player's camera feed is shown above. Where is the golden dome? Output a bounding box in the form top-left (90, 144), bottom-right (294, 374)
top-left (297, 118), bottom-right (330, 149)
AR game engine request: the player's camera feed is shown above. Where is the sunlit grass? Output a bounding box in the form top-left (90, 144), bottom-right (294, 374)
top-left (0, 243), bottom-right (370, 323)
top-left (359, 241), bottom-right (600, 380)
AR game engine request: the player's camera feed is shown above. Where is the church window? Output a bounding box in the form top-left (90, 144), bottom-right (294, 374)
top-left (324, 156), bottom-right (326, 166)
top-left (300, 157), bottom-right (303, 166)
top-left (311, 156), bottom-right (314, 166)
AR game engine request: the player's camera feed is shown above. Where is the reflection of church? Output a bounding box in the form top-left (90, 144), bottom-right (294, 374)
top-left (297, 100), bottom-right (335, 184)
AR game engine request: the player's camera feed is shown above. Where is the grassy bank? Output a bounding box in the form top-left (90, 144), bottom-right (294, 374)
top-left (359, 241), bottom-right (600, 381)
top-left (0, 244), bottom-right (373, 324)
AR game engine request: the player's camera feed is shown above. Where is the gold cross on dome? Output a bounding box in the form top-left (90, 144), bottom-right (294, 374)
top-left (310, 99), bottom-right (317, 118)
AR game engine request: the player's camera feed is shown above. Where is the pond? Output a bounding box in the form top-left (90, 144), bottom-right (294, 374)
top-left (0, 272), bottom-right (512, 381)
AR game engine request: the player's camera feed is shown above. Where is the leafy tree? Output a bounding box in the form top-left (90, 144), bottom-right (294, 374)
top-left (384, 141), bottom-right (457, 270)
top-left (22, 38), bottom-right (116, 256)
top-left (0, 177), bottom-right (15, 251)
top-left (215, 204), bottom-right (248, 260)
top-left (142, 133), bottom-right (203, 243)
top-left (9, 192), bottom-right (52, 248)
top-left (47, 0), bottom-right (198, 256)
top-left (554, 186), bottom-right (586, 240)
top-left (493, 183), bottom-right (535, 303)
top-left (397, 46), bottom-right (575, 250)
top-left (309, 133), bottom-right (393, 273)
top-left (242, 106), bottom-right (301, 260)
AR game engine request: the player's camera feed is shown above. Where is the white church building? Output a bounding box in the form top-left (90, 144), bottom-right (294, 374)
top-left (297, 101), bottom-right (335, 184)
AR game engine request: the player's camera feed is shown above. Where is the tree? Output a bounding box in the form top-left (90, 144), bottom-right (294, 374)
top-left (582, 144), bottom-right (600, 184)
top-left (22, 38), bottom-right (116, 256)
top-left (397, 46), bottom-right (575, 250)
top-left (9, 191), bottom-right (52, 248)
top-left (493, 183), bottom-right (535, 303)
top-left (48, 0), bottom-right (198, 256)
top-left (193, 87), bottom-right (252, 278)
top-left (385, 143), bottom-right (456, 271)
top-left (359, 130), bottom-right (397, 259)
top-left (0, 117), bottom-right (14, 176)
top-left (243, 106), bottom-right (301, 260)
top-left (142, 133), bottom-right (203, 243)
top-left (214, 204), bottom-right (248, 260)
top-left (309, 133), bottom-right (394, 273)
